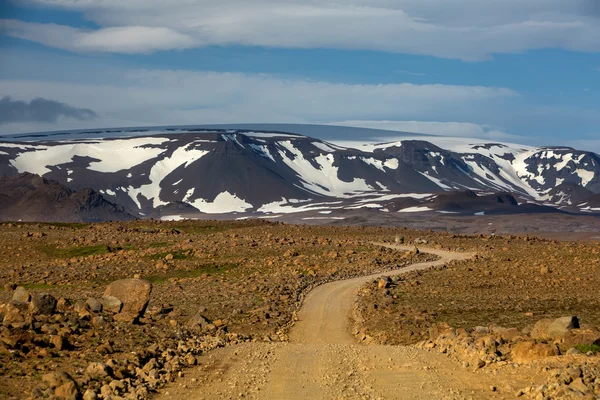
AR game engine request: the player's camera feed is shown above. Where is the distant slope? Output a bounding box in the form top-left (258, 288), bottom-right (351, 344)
top-left (0, 173), bottom-right (136, 222)
top-left (0, 126), bottom-right (599, 218)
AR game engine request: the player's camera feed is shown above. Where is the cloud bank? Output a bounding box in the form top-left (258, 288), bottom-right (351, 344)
top-left (4, 0), bottom-right (600, 59)
top-left (0, 20), bottom-right (196, 54)
top-left (330, 120), bottom-right (522, 141)
top-left (0, 96), bottom-right (97, 124)
top-left (0, 68), bottom-right (516, 131)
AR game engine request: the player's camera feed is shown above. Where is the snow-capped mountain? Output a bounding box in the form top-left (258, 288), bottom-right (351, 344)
top-left (0, 127), bottom-right (599, 218)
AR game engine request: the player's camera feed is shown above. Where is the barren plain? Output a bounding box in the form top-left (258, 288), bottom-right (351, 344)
top-left (0, 220), bottom-right (598, 399)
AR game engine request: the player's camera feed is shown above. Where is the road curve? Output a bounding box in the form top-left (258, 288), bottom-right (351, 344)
top-left (154, 244), bottom-right (523, 400)
top-left (289, 243), bottom-right (473, 345)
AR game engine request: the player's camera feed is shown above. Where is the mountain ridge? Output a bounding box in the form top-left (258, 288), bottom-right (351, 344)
top-left (0, 126), bottom-right (599, 219)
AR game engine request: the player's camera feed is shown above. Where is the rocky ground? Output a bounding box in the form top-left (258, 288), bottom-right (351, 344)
top-left (0, 220), bottom-right (434, 399)
top-left (356, 235), bottom-right (600, 399)
top-left (1, 220), bottom-right (599, 399)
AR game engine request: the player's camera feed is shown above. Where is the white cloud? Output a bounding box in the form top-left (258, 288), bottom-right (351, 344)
top-left (5, 0), bottom-right (600, 59)
top-left (330, 120), bottom-right (524, 141)
top-left (0, 20), bottom-right (196, 53)
top-left (0, 68), bottom-right (517, 134)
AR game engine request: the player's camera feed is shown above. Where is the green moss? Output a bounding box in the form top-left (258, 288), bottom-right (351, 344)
top-left (22, 283), bottom-right (59, 290)
top-left (171, 225), bottom-right (222, 235)
top-left (47, 222), bottom-right (90, 229)
top-left (147, 250), bottom-right (190, 261)
top-left (147, 242), bottom-right (169, 248)
top-left (41, 244), bottom-right (132, 258)
top-left (574, 344), bottom-right (600, 354)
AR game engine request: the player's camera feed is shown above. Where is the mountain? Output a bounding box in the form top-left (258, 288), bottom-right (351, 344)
top-left (0, 173), bottom-right (136, 222)
top-left (0, 126), bottom-right (599, 219)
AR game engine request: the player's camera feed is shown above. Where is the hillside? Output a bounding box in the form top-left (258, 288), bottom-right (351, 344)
top-left (0, 127), bottom-right (599, 220)
top-left (0, 173), bottom-right (135, 222)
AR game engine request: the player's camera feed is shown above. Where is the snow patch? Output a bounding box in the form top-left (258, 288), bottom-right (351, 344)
top-left (10, 137), bottom-right (170, 176)
top-left (188, 191), bottom-right (252, 214)
top-left (243, 132), bottom-right (302, 139)
top-left (312, 142), bottom-right (338, 152)
top-left (127, 144), bottom-right (210, 208)
top-left (302, 217), bottom-right (346, 220)
top-left (161, 215), bottom-right (186, 221)
top-left (398, 206), bottom-right (433, 213)
top-left (248, 144), bottom-right (275, 162)
top-left (277, 141), bottom-right (375, 197)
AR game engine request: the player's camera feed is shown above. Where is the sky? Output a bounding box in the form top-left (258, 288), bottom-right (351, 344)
top-left (1, 0), bottom-right (600, 151)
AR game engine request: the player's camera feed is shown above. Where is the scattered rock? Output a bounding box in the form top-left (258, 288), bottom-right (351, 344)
top-left (547, 316), bottom-right (580, 338)
top-left (29, 293), bottom-right (57, 315)
top-left (103, 279), bottom-right (152, 317)
top-left (12, 286), bottom-right (30, 303)
top-left (85, 362), bottom-right (112, 381)
top-left (511, 341), bottom-right (559, 363)
top-left (113, 312), bottom-right (139, 324)
top-left (55, 380), bottom-right (79, 400)
top-left (86, 298), bottom-right (103, 313)
top-left (99, 295), bottom-right (123, 313)
top-left (42, 371), bottom-right (75, 389)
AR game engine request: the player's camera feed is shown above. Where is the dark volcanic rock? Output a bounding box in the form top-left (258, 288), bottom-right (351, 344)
top-left (0, 173), bottom-right (136, 222)
top-left (0, 129), bottom-right (599, 220)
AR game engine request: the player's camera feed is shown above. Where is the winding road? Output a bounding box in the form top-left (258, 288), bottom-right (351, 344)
top-left (155, 244), bottom-right (525, 399)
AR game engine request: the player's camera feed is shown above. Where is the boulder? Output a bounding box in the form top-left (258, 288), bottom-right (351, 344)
top-left (569, 378), bottom-right (590, 394)
top-left (113, 312), bottom-right (138, 324)
top-left (2, 303), bottom-right (26, 326)
top-left (29, 294), bottom-right (57, 315)
top-left (83, 389), bottom-right (98, 400)
top-left (429, 322), bottom-right (454, 341)
top-left (530, 319), bottom-right (553, 339)
top-left (50, 335), bottom-right (69, 350)
top-left (547, 316), bottom-right (579, 338)
top-left (187, 312), bottom-right (210, 330)
top-left (12, 286), bottom-right (30, 303)
top-left (86, 298), bottom-right (103, 313)
top-left (103, 279), bottom-right (151, 317)
top-left (562, 328), bottom-right (600, 348)
top-left (531, 316), bottom-right (580, 340)
top-left (42, 371), bottom-right (74, 389)
top-left (55, 380), bottom-right (79, 400)
top-left (85, 362), bottom-right (112, 380)
top-left (99, 296), bottom-right (122, 313)
top-left (511, 340), bottom-right (560, 363)
top-left (492, 327), bottom-right (522, 342)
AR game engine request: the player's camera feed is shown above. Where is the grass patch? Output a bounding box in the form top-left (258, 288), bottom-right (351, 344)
top-left (574, 344), bottom-right (600, 354)
top-left (22, 283), bottom-right (58, 290)
top-left (41, 244), bottom-right (132, 258)
top-left (147, 250), bottom-right (190, 261)
top-left (46, 222), bottom-right (90, 229)
top-left (146, 263), bottom-right (238, 284)
top-left (147, 242), bottom-right (169, 249)
top-left (172, 225), bottom-right (223, 235)
top-left (171, 220), bottom-right (268, 235)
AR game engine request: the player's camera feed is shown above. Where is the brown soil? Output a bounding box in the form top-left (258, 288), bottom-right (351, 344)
top-left (356, 235), bottom-right (600, 346)
top-left (0, 220), bottom-right (433, 398)
top-left (155, 246), bottom-right (540, 400)
top-left (1, 220), bottom-right (599, 399)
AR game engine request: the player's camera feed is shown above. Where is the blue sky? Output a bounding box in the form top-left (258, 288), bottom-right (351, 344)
top-left (1, 0), bottom-right (600, 150)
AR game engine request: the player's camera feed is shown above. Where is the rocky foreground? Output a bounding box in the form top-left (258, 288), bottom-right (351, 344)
top-left (356, 236), bottom-right (600, 399)
top-left (0, 220), bottom-right (598, 399)
top-left (0, 220), bottom-right (432, 399)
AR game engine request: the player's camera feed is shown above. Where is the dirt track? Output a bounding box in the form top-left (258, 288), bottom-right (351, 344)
top-left (154, 245), bottom-right (532, 399)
